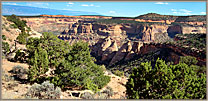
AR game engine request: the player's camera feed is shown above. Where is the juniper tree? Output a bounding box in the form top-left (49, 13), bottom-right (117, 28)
top-left (126, 58), bottom-right (206, 99)
top-left (27, 32), bottom-right (110, 92)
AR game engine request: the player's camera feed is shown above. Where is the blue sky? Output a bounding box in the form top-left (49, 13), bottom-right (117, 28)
top-left (2, 2), bottom-right (206, 17)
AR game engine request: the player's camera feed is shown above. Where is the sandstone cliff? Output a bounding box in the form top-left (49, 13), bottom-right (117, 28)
top-left (109, 40), bottom-right (132, 66)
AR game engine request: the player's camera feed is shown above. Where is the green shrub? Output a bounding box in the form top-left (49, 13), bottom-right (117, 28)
top-left (126, 58), bottom-right (206, 99)
top-left (10, 24), bottom-right (18, 28)
top-left (14, 50), bottom-right (26, 62)
top-left (27, 32), bottom-right (110, 92)
top-left (179, 56), bottom-right (198, 66)
top-left (9, 39), bottom-right (12, 42)
top-left (7, 14), bottom-right (30, 44)
top-left (2, 41), bottom-right (10, 54)
top-left (2, 35), bottom-right (6, 40)
top-left (113, 70), bottom-right (124, 77)
top-left (93, 75), bottom-right (110, 89)
top-left (16, 32), bottom-right (29, 44)
top-left (53, 41), bottom-right (110, 91)
top-left (6, 14), bottom-right (27, 32)
top-left (25, 81), bottom-right (61, 99)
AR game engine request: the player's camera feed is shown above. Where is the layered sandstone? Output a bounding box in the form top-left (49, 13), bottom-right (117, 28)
top-left (109, 40), bottom-right (132, 66)
top-left (40, 14), bottom-right (112, 19)
top-left (101, 40), bottom-right (118, 61)
top-left (141, 26), bottom-right (154, 42)
top-left (182, 26), bottom-right (206, 34)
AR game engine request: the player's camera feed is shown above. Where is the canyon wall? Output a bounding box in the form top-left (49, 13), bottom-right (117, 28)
top-left (91, 36), bottom-right (206, 66)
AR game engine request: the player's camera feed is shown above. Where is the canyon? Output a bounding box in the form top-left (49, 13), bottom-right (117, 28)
top-left (17, 14), bottom-right (206, 66)
top-left (2, 13), bottom-right (206, 99)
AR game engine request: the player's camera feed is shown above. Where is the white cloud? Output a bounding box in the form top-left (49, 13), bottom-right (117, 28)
top-left (68, 2), bottom-right (74, 5)
top-left (179, 9), bottom-right (192, 13)
top-left (62, 8), bottom-right (72, 11)
top-left (2, 2), bottom-right (18, 5)
top-left (81, 4), bottom-right (96, 7)
top-left (109, 11), bottom-right (116, 14)
top-left (155, 2), bottom-right (168, 5)
top-left (171, 9), bottom-right (177, 11)
top-left (179, 9), bottom-right (192, 15)
top-left (171, 9), bottom-right (193, 15)
top-left (81, 4), bottom-right (89, 7)
top-left (26, 2), bottom-right (49, 8)
top-left (200, 12), bottom-right (206, 15)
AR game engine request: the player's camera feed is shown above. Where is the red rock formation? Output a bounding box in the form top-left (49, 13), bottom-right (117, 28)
top-left (101, 40), bottom-right (118, 61)
top-left (77, 23), bottom-right (94, 34)
top-left (39, 14), bottom-right (112, 19)
top-left (138, 43), bottom-right (206, 66)
top-left (101, 36), bottom-right (112, 51)
top-left (141, 26), bottom-right (154, 42)
top-left (167, 25), bottom-right (183, 38)
top-left (109, 40), bottom-right (132, 65)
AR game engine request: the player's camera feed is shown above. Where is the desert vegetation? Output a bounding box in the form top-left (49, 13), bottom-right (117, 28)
top-left (126, 57), bottom-right (206, 99)
top-left (2, 13), bottom-right (206, 99)
top-left (6, 14), bottom-right (30, 44)
top-left (26, 32), bottom-right (110, 93)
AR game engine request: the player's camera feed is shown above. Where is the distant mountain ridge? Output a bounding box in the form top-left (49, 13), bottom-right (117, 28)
top-left (2, 5), bottom-right (100, 16)
top-left (135, 13), bottom-right (206, 21)
top-left (3, 5), bottom-right (206, 22)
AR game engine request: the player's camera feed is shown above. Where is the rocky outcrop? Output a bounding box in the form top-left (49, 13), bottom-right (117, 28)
top-left (138, 43), bottom-right (206, 66)
top-left (101, 40), bottom-right (118, 61)
top-left (91, 36), bottom-right (145, 65)
top-left (135, 19), bottom-right (175, 24)
top-left (167, 25), bottom-right (206, 38)
top-left (121, 24), bottom-right (142, 34)
top-left (77, 23), bottom-right (94, 34)
top-left (124, 41), bottom-right (143, 61)
top-left (131, 41), bottom-right (144, 53)
top-left (151, 25), bottom-right (169, 34)
top-left (182, 26), bottom-right (206, 34)
top-left (109, 40), bottom-right (132, 66)
top-left (141, 26), bottom-right (154, 42)
top-left (121, 24), bottom-right (169, 42)
top-left (178, 21), bottom-right (206, 26)
top-left (101, 36), bottom-right (112, 51)
top-left (91, 36), bottom-right (119, 61)
top-left (20, 17), bottom-right (79, 35)
top-left (167, 25), bottom-right (183, 38)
